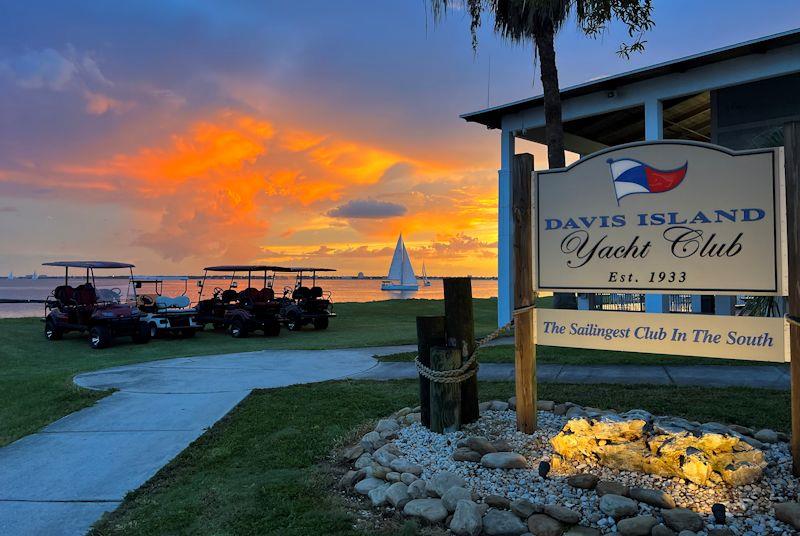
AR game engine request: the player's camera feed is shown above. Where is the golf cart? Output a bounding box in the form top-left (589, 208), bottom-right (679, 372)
top-left (130, 276), bottom-right (202, 338)
top-left (42, 261), bottom-right (150, 349)
top-left (195, 265), bottom-right (286, 337)
top-left (278, 267), bottom-right (337, 331)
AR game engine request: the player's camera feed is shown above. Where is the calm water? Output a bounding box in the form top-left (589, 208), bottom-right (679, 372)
top-left (0, 277), bottom-right (498, 318)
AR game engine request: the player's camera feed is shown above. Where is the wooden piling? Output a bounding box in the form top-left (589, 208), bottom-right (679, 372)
top-left (429, 346), bottom-right (462, 433)
top-left (416, 315), bottom-right (446, 428)
top-left (784, 122), bottom-right (800, 475)
top-left (443, 277), bottom-right (479, 424)
top-left (512, 153), bottom-right (537, 434)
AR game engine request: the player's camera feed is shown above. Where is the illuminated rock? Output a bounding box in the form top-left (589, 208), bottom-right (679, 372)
top-left (549, 411), bottom-right (765, 486)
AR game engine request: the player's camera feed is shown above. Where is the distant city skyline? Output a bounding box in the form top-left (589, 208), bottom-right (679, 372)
top-left (1, 1), bottom-right (799, 276)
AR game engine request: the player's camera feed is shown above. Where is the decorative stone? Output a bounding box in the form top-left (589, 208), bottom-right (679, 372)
top-left (566, 473), bottom-right (598, 489)
top-left (550, 412), bottom-right (765, 486)
top-left (598, 494), bottom-right (638, 519)
top-left (774, 502), bottom-right (800, 529)
top-left (385, 482), bottom-right (410, 508)
top-left (400, 472), bottom-right (418, 485)
top-left (372, 446), bottom-right (398, 467)
top-left (354, 453), bottom-right (372, 469)
top-left (728, 424), bottom-right (753, 436)
top-left (650, 524), bottom-right (676, 536)
top-left (754, 428), bottom-right (778, 443)
top-left (510, 498), bottom-right (540, 519)
top-left (661, 508), bottom-right (704, 532)
top-left (564, 527), bottom-right (600, 536)
top-left (364, 464), bottom-right (389, 480)
top-left (404, 498), bottom-right (448, 523)
top-left (484, 508), bottom-right (528, 536)
top-left (354, 477), bottom-right (385, 495)
top-left (481, 452), bottom-right (528, 469)
top-left (453, 447), bottom-right (483, 463)
top-left (429, 471), bottom-right (467, 497)
top-left (707, 529), bottom-right (734, 536)
top-left (375, 418), bottom-right (399, 433)
top-left (595, 480), bottom-right (628, 497)
top-left (466, 436), bottom-right (497, 455)
top-left (543, 504), bottom-right (581, 524)
top-left (405, 412), bottom-right (421, 424)
top-left (490, 400), bottom-right (510, 411)
top-left (368, 482), bottom-right (391, 506)
top-left (485, 495), bottom-right (511, 509)
top-left (342, 444), bottom-right (364, 461)
top-left (479, 401), bottom-right (492, 412)
top-left (526, 513), bottom-right (565, 536)
top-left (442, 486), bottom-right (474, 512)
top-left (407, 479), bottom-right (427, 499)
top-left (386, 471), bottom-right (401, 482)
top-left (338, 469), bottom-right (364, 489)
top-left (390, 458), bottom-right (423, 475)
top-left (508, 397), bottom-right (517, 410)
top-left (537, 400), bottom-right (555, 411)
top-left (360, 431), bottom-right (382, 451)
top-left (616, 515), bottom-right (657, 536)
top-left (628, 488), bottom-right (675, 509)
top-left (450, 499), bottom-right (483, 536)
top-left (491, 439), bottom-right (513, 452)
top-left (553, 403), bottom-right (568, 415)
top-left (677, 531), bottom-right (698, 536)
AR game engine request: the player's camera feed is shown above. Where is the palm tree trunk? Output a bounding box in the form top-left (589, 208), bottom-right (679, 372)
top-left (535, 19), bottom-right (576, 309)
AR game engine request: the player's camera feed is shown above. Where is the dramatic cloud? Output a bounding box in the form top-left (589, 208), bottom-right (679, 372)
top-left (327, 199), bottom-right (407, 219)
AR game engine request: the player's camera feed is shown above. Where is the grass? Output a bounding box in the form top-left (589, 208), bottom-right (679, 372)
top-left (0, 298), bottom-right (496, 447)
top-left (377, 344), bottom-right (778, 366)
top-left (89, 379), bottom-right (790, 535)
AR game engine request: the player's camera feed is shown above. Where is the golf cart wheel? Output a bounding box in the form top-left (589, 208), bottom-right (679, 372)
top-left (263, 320), bottom-right (281, 337)
top-left (313, 316), bottom-right (329, 330)
top-left (230, 318), bottom-right (248, 338)
top-left (132, 322), bottom-right (151, 344)
top-left (45, 318), bottom-right (63, 340)
top-left (286, 313), bottom-right (302, 331)
top-left (148, 322), bottom-right (159, 339)
top-left (90, 326), bottom-right (112, 349)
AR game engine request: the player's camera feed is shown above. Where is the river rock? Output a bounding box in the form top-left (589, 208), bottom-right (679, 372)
top-left (443, 486), bottom-right (474, 512)
top-left (486, 495), bottom-right (511, 509)
top-left (484, 508), bottom-right (528, 536)
top-left (390, 458), bottom-right (423, 475)
top-left (354, 477), bottom-right (385, 495)
top-left (408, 479), bottom-right (427, 499)
top-left (510, 498), bottom-right (540, 519)
top-left (707, 529), bottom-right (734, 536)
top-left (372, 447), bottom-right (397, 467)
top-left (538, 400), bottom-right (556, 411)
top-left (368, 482), bottom-right (391, 506)
top-left (338, 469), bottom-right (364, 489)
top-left (754, 428), bottom-right (778, 443)
top-left (450, 499), bottom-right (483, 536)
top-left (651, 524), bottom-right (676, 536)
top-left (354, 453), bottom-right (372, 469)
top-left (429, 471), bottom-right (466, 497)
top-left (342, 444), bottom-right (364, 461)
top-left (661, 508), bottom-right (704, 532)
top-left (490, 400), bottom-right (510, 411)
top-left (375, 418), bottom-right (399, 433)
top-left (404, 498), bottom-right (448, 523)
top-left (481, 452), bottom-right (528, 469)
top-left (628, 488), bottom-right (675, 509)
top-left (598, 494), bottom-right (638, 519)
top-left (466, 436), bottom-right (497, 455)
top-left (564, 527), bottom-right (600, 536)
top-left (616, 515), bottom-right (657, 536)
top-left (385, 482), bottom-right (410, 508)
top-left (567, 473), bottom-right (598, 489)
top-left (526, 513), bottom-right (565, 536)
top-left (453, 447), bottom-right (483, 463)
top-left (386, 471), bottom-right (401, 482)
top-left (400, 472), bottom-right (418, 485)
top-left (492, 439), bottom-right (513, 452)
top-left (543, 504), bottom-right (580, 524)
top-left (774, 502), bottom-right (800, 529)
top-left (360, 430), bottom-right (383, 452)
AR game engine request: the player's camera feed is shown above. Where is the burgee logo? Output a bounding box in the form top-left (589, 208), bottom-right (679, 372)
top-left (607, 158), bottom-right (688, 204)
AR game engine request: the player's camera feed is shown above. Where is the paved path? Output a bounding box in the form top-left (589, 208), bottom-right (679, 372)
top-left (0, 344), bottom-right (789, 536)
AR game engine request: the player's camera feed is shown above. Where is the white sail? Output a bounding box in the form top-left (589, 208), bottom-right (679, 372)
top-left (421, 262), bottom-right (430, 285)
top-left (7, 272), bottom-right (13, 280)
top-left (400, 241), bottom-right (416, 286)
top-left (387, 235), bottom-right (405, 280)
top-left (31, 271), bottom-right (38, 280)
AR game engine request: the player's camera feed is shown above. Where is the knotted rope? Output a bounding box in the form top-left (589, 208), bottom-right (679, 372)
top-left (414, 295), bottom-right (538, 384)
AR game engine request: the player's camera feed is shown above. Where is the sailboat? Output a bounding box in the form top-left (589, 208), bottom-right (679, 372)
top-left (31, 271), bottom-right (39, 280)
top-left (381, 235), bottom-right (419, 291)
top-left (7, 272), bottom-right (13, 280)
top-left (421, 261), bottom-right (431, 286)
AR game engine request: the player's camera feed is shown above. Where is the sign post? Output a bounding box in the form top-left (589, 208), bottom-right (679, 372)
top-left (784, 122), bottom-right (800, 476)
top-left (513, 153), bottom-right (536, 434)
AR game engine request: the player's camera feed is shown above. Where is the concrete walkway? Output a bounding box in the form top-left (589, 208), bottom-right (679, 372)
top-left (0, 344), bottom-right (789, 536)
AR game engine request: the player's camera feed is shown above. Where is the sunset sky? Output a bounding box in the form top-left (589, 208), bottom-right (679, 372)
top-left (1, 1), bottom-right (799, 277)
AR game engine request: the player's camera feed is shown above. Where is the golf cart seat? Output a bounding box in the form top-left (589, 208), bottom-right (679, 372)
top-left (292, 286), bottom-right (311, 300)
top-left (75, 284), bottom-right (97, 306)
top-left (259, 287), bottom-right (275, 301)
top-left (310, 286), bottom-right (323, 298)
top-left (54, 285), bottom-right (75, 305)
top-left (155, 295), bottom-right (191, 309)
top-left (221, 289), bottom-right (239, 304)
top-left (239, 287), bottom-right (260, 303)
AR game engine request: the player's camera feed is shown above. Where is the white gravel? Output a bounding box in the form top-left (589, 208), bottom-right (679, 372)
top-left (391, 409), bottom-right (798, 535)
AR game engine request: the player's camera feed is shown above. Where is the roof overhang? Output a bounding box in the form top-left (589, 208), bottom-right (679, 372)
top-left (203, 265), bottom-right (292, 272)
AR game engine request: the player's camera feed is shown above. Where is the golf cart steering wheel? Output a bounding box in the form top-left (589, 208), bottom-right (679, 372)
top-left (213, 287), bottom-right (224, 298)
top-left (139, 294), bottom-right (155, 306)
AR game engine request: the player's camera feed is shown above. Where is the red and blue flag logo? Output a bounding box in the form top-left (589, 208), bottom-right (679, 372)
top-left (607, 158), bottom-right (687, 204)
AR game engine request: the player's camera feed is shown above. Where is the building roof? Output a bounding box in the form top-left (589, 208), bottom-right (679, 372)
top-left (461, 28), bottom-right (800, 129)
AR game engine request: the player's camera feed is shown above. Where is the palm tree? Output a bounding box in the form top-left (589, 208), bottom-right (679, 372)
top-left (430, 0), bottom-right (653, 308)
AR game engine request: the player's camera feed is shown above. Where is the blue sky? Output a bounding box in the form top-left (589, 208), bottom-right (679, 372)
top-left (1, 1), bottom-right (798, 275)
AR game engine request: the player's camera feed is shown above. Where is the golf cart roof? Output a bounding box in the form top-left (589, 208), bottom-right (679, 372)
top-left (43, 261), bottom-right (135, 269)
top-left (289, 267), bottom-right (336, 272)
top-left (203, 265), bottom-right (291, 272)
top-left (130, 275), bottom-right (189, 281)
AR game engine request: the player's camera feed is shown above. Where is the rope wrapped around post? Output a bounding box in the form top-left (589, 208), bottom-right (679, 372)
top-left (413, 301), bottom-right (537, 384)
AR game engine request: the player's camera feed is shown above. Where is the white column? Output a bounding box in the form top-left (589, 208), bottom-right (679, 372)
top-left (497, 129), bottom-right (515, 327)
top-left (643, 98), bottom-right (670, 313)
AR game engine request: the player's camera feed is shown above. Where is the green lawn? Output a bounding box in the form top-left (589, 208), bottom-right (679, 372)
top-left (89, 379), bottom-right (790, 536)
top-left (0, 298), bottom-right (496, 447)
top-left (378, 344), bottom-right (776, 367)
